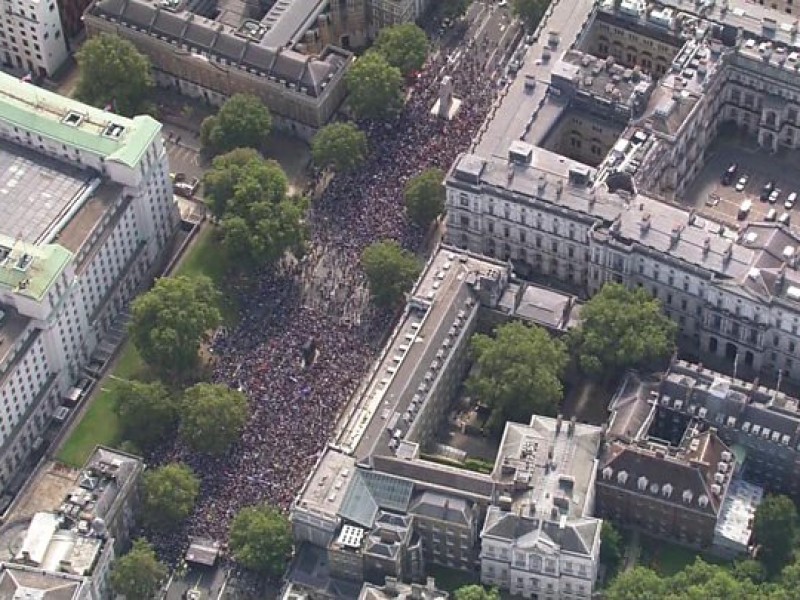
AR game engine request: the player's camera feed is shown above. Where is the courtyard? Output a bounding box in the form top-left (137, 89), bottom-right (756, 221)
top-left (681, 132), bottom-right (800, 230)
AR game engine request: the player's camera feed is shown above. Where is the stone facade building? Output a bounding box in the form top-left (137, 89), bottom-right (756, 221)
top-left (446, 0), bottom-right (800, 387)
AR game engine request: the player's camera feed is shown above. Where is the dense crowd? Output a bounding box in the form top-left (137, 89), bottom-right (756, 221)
top-left (148, 8), bottom-right (511, 568)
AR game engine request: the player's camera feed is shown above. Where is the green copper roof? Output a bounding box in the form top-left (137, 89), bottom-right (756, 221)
top-left (0, 240), bottom-right (73, 302)
top-left (0, 72), bottom-right (160, 169)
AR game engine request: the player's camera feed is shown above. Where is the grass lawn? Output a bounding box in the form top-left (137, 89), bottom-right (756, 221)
top-left (56, 343), bottom-right (147, 467)
top-left (173, 225), bottom-right (237, 323)
top-left (639, 535), bottom-right (700, 576)
top-left (56, 224), bottom-right (229, 467)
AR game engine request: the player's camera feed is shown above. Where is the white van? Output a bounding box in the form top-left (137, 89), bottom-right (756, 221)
top-left (738, 199), bottom-right (752, 220)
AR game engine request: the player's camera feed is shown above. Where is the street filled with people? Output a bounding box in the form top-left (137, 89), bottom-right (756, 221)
top-left (149, 4), bottom-right (517, 569)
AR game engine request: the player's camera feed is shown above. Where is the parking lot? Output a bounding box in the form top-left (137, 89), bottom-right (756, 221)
top-left (683, 139), bottom-right (800, 229)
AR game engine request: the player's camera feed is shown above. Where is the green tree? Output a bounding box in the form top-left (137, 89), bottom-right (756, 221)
top-left (110, 538), bottom-right (167, 599)
top-left (200, 94), bottom-right (272, 155)
top-left (511, 0), bottom-right (549, 30)
top-left (374, 23), bottom-right (429, 76)
top-left (346, 52), bottom-right (405, 120)
top-left (203, 148), bottom-right (265, 219)
top-left (361, 240), bottom-right (421, 308)
top-left (754, 495), bottom-right (798, 575)
top-left (732, 559), bottom-right (766, 584)
top-left (569, 283), bottom-right (677, 377)
top-left (75, 33), bottom-right (153, 117)
top-left (404, 167), bottom-right (445, 227)
top-left (202, 149), bottom-right (307, 266)
top-left (311, 122), bottom-right (368, 172)
top-left (600, 521), bottom-right (623, 574)
top-left (142, 463), bottom-right (200, 531)
top-left (453, 585), bottom-right (500, 600)
top-left (129, 275), bottom-right (221, 378)
top-left (604, 566), bottom-right (666, 600)
top-left (230, 504), bottom-right (292, 577)
top-left (181, 383), bottom-right (249, 455)
top-left (467, 321), bottom-right (567, 432)
top-left (113, 380), bottom-right (177, 451)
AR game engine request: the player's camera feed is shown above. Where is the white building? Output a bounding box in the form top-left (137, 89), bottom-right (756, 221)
top-left (479, 417), bottom-right (602, 600)
top-left (5, 446), bottom-right (143, 599)
top-left (0, 0), bottom-right (68, 77)
top-left (0, 72), bottom-right (179, 491)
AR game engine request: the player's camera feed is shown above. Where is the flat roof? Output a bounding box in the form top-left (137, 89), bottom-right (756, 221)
top-left (335, 248), bottom-right (507, 460)
top-left (0, 145), bottom-right (93, 245)
top-left (474, 0), bottom-right (597, 158)
top-left (294, 447), bottom-right (356, 519)
top-left (495, 416), bottom-right (602, 519)
top-left (0, 72), bottom-right (160, 169)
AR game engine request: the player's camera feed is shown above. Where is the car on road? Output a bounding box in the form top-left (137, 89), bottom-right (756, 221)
top-left (770, 189), bottom-right (782, 204)
top-left (785, 192), bottom-right (798, 210)
top-left (735, 175), bottom-right (748, 192)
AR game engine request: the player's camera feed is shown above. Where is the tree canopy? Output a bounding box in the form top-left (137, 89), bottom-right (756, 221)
top-left (604, 557), bottom-right (800, 600)
top-left (142, 463), bottom-right (200, 531)
top-left (113, 379), bottom-right (177, 451)
top-left (129, 275), bottom-right (221, 378)
top-left (374, 23), bottom-right (429, 76)
top-left (311, 122), bottom-right (368, 173)
top-left (404, 167), bottom-right (446, 227)
top-left (600, 521), bottom-right (623, 575)
top-left (200, 94), bottom-right (272, 155)
top-left (202, 149), bottom-right (307, 267)
top-left (569, 283), bottom-right (677, 376)
top-left (75, 33), bottom-right (153, 117)
top-left (346, 52), bottom-right (405, 120)
top-left (512, 0), bottom-right (549, 30)
top-left (754, 495), bottom-right (798, 575)
top-left (467, 321), bottom-right (567, 433)
top-left (453, 585), bottom-right (500, 600)
top-left (361, 240), bottom-right (421, 308)
top-left (230, 504), bottom-right (292, 578)
top-left (110, 538), bottom-right (167, 599)
top-left (180, 383), bottom-right (249, 455)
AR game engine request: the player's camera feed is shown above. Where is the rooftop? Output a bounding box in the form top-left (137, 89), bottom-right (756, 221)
top-left (0, 72), bottom-right (160, 169)
top-left (494, 415), bottom-right (603, 520)
top-left (0, 239), bottom-right (73, 302)
top-left (88, 0), bottom-right (350, 100)
top-left (335, 247), bottom-right (508, 460)
top-left (599, 425), bottom-right (734, 516)
top-left (715, 478), bottom-right (762, 551)
top-left (0, 146), bottom-right (94, 245)
top-left (293, 448), bottom-right (356, 520)
top-left (0, 565), bottom-right (85, 600)
top-left (9, 447), bottom-right (142, 577)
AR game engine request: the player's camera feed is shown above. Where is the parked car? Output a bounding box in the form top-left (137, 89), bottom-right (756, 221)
top-left (785, 192), bottom-right (798, 210)
top-left (770, 189), bottom-right (782, 204)
top-left (722, 163), bottom-right (738, 185)
top-left (779, 212), bottom-right (792, 226)
top-left (766, 208), bottom-right (778, 222)
top-left (738, 199), bottom-right (752, 220)
top-left (735, 175), bottom-right (748, 192)
top-left (761, 181), bottom-right (776, 201)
